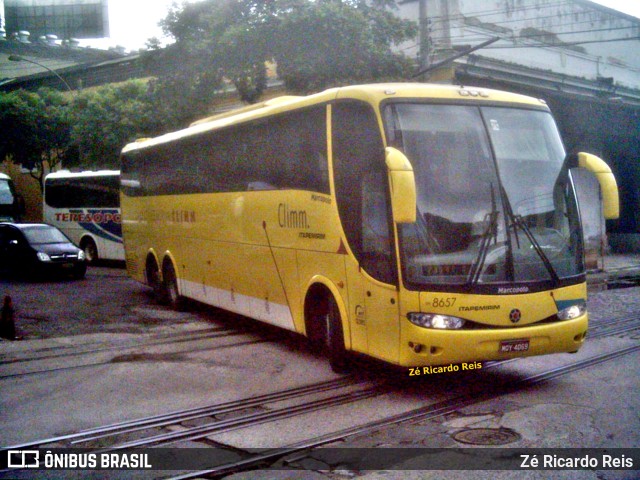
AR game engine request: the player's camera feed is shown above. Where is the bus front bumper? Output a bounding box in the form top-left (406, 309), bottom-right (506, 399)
top-left (398, 314), bottom-right (588, 368)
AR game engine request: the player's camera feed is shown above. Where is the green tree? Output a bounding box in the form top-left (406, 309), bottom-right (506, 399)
top-left (159, 0), bottom-right (416, 101)
top-left (0, 88), bottom-right (71, 190)
top-left (68, 80), bottom-right (162, 169)
top-left (159, 0), bottom-right (276, 104)
top-left (274, 0), bottom-right (416, 93)
top-left (144, 58), bottom-right (224, 128)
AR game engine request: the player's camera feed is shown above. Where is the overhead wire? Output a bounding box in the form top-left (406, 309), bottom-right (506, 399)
top-left (485, 35), bottom-right (640, 48)
top-left (429, 14), bottom-right (637, 37)
top-left (438, 25), bottom-right (639, 45)
top-left (427, 5), bottom-right (639, 39)
top-left (406, 0), bottom-right (639, 56)
top-left (424, 0), bottom-right (574, 22)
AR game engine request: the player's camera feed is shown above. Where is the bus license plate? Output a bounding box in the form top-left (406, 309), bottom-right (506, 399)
top-left (499, 339), bottom-right (529, 353)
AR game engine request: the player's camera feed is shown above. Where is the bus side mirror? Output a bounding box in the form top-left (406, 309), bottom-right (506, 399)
top-left (577, 152), bottom-right (619, 220)
top-left (385, 147), bottom-right (417, 224)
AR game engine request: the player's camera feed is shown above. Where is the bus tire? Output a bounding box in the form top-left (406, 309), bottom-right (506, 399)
top-left (162, 261), bottom-right (185, 311)
top-left (325, 296), bottom-right (351, 374)
top-left (146, 256), bottom-right (164, 303)
top-left (81, 238), bottom-right (98, 264)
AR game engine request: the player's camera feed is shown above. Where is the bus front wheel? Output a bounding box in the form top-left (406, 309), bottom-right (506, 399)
top-left (324, 296), bottom-right (350, 374)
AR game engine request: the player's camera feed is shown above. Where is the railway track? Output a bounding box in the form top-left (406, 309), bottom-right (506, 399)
top-left (1, 354), bottom-right (521, 452)
top-left (0, 326), bottom-right (272, 379)
top-left (0, 326), bottom-right (234, 364)
top-left (166, 343), bottom-right (640, 480)
top-left (3, 376), bottom-right (374, 450)
top-left (588, 313), bottom-right (640, 338)
top-left (2, 310), bottom-right (638, 479)
top-left (2, 342), bottom-right (637, 478)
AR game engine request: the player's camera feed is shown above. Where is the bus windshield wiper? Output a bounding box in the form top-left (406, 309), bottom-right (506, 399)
top-left (467, 184), bottom-right (499, 286)
top-left (496, 181), bottom-right (560, 284)
top-left (509, 213), bottom-right (560, 284)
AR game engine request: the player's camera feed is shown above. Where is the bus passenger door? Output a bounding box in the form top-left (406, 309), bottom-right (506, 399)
top-left (343, 256), bottom-right (368, 354)
top-left (343, 256), bottom-right (400, 364)
top-left (362, 272), bottom-right (399, 363)
top-left (360, 172), bottom-right (400, 363)
top-left (342, 171), bottom-right (400, 363)
top-left (331, 100), bottom-right (400, 363)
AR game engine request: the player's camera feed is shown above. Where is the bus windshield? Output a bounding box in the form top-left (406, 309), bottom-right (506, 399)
top-left (385, 103), bottom-right (584, 292)
top-left (0, 177), bottom-right (21, 222)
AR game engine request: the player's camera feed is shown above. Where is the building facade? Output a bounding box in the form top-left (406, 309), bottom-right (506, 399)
top-left (397, 0), bottom-right (640, 253)
top-left (3, 0), bottom-right (109, 41)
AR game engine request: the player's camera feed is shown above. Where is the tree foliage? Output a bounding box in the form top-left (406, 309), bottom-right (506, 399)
top-left (68, 80), bottom-right (163, 170)
top-left (273, 0), bottom-right (415, 92)
top-left (1, 1), bottom-right (417, 183)
top-left (160, 0), bottom-right (417, 98)
top-left (0, 88), bottom-right (71, 190)
top-left (0, 80), bottom-right (167, 188)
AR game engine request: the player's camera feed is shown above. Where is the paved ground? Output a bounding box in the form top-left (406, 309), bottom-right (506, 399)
top-left (0, 266), bottom-right (200, 340)
top-left (1, 256), bottom-right (638, 480)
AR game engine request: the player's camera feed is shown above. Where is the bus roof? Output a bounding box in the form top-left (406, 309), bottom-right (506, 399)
top-left (121, 83), bottom-right (549, 154)
top-left (45, 170), bottom-right (120, 181)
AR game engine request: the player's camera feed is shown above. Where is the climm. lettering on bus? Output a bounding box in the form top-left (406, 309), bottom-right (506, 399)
top-left (55, 212), bottom-right (121, 223)
top-left (278, 203), bottom-right (309, 229)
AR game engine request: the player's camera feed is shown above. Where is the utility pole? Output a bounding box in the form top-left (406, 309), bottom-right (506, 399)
top-left (419, 0), bottom-right (430, 70)
top-left (440, 0), bottom-right (451, 51)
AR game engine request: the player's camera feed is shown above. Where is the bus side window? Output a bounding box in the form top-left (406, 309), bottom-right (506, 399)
top-left (265, 107), bottom-right (329, 194)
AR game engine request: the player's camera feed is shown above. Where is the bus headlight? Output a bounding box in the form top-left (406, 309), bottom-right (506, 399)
top-left (407, 312), bottom-right (466, 329)
top-left (557, 301), bottom-right (586, 320)
top-left (37, 252), bottom-right (52, 262)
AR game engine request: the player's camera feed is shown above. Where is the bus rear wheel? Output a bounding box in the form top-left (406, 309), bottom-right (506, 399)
top-left (81, 238), bottom-right (98, 264)
top-left (146, 257), bottom-right (164, 303)
top-left (162, 261), bottom-right (184, 311)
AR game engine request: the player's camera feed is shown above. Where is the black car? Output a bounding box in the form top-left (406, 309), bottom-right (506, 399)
top-left (0, 223), bottom-right (87, 279)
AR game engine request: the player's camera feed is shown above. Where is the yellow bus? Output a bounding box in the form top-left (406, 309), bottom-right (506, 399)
top-left (120, 83), bottom-right (619, 372)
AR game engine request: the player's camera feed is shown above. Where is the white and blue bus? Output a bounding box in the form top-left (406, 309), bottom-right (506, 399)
top-left (44, 170), bottom-right (124, 263)
top-left (0, 173), bottom-right (24, 222)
